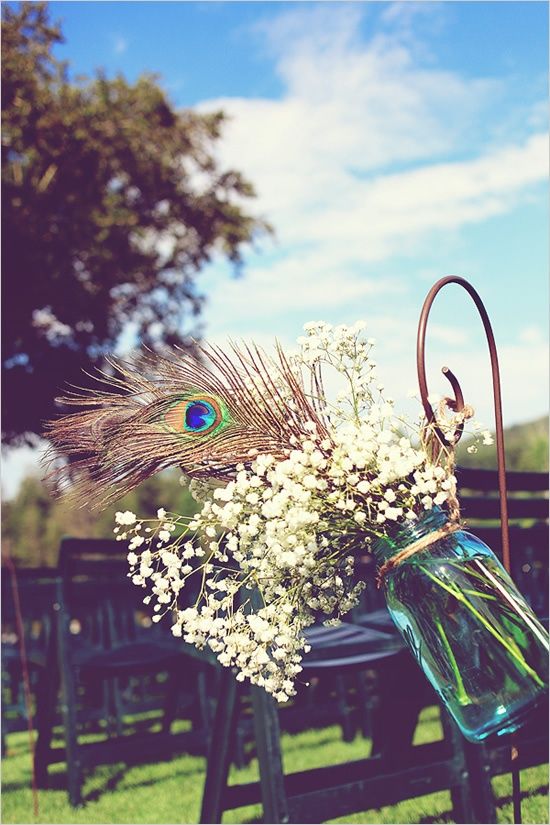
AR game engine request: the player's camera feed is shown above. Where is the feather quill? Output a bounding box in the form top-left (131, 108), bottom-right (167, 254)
top-left (45, 343), bottom-right (331, 507)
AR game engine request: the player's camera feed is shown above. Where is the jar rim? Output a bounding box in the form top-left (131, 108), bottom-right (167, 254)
top-left (373, 506), bottom-right (449, 562)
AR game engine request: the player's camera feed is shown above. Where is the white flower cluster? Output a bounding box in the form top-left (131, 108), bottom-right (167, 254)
top-left (466, 421), bottom-right (495, 454)
top-left (119, 321), bottom-right (486, 701)
top-left (297, 320), bottom-right (378, 424)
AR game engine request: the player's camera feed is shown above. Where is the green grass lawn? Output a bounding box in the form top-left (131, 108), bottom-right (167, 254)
top-left (2, 706), bottom-right (548, 824)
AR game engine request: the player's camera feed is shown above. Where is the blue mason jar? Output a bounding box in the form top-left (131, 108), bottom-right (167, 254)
top-left (374, 508), bottom-right (549, 742)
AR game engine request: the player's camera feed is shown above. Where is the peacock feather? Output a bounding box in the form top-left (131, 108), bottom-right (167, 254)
top-left (45, 342), bottom-right (331, 507)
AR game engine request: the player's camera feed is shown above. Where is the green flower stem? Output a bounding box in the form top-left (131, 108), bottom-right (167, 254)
top-left (462, 589), bottom-right (498, 601)
top-left (473, 559), bottom-right (550, 651)
top-left (420, 566), bottom-right (545, 688)
top-left (432, 614), bottom-right (471, 706)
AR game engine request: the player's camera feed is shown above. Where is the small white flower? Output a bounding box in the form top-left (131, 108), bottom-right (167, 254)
top-left (115, 510), bottom-right (137, 526)
top-left (128, 535), bottom-right (145, 551)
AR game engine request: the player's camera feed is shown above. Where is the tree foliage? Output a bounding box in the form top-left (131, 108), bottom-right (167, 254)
top-left (2, 2), bottom-right (267, 444)
top-left (2, 470), bottom-right (197, 567)
top-left (456, 416), bottom-right (549, 472)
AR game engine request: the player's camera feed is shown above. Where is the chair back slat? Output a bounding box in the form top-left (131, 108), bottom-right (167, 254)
top-left (456, 466), bottom-right (548, 618)
top-left (57, 537), bottom-right (176, 649)
top-left (460, 496), bottom-right (548, 521)
top-left (58, 537), bottom-right (130, 578)
top-left (1, 569), bottom-right (59, 648)
top-left (457, 467), bottom-right (549, 492)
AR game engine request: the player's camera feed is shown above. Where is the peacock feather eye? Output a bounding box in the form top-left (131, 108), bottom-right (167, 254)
top-left (185, 400), bottom-right (216, 432)
top-left (164, 396), bottom-right (225, 436)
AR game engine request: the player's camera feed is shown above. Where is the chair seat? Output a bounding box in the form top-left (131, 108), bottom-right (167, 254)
top-left (302, 621), bottom-right (404, 672)
top-left (353, 607), bottom-right (403, 636)
top-left (74, 641), bottom-right (185, 676)
top-left (2, 643), bottom-right (48, 669)
top-left (1, 644), bottom-right (20, 664)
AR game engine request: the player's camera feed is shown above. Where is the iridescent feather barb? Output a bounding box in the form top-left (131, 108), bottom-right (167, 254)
top-left (45, 342), bottom-right (331, 507)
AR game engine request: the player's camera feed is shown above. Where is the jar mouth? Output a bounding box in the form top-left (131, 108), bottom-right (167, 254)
top-left (373, 506), bottom-right (450, 562)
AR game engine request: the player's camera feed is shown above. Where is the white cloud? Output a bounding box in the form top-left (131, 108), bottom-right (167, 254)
top-left (204, 250), bottom-right (405, 333)
top-left (196, 4), bottom-right (546, 282)
top-left (198, 6), bottom-right (546, 328)
top-left (414, 328), bottom-right (549, 429)
top-left (112, 35), bottom-right (128, 55)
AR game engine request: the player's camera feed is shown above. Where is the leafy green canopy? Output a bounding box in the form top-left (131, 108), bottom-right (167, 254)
top-left (2, 2), bottom-right (268, 444)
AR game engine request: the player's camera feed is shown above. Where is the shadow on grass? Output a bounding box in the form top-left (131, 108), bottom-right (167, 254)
top-left (495, 784), bottom-right (550, 807)
top-left (84, 766), bottom-right (127, 803)
top-left (418, 784), bottom-right (550, 824)
top-left (3, 759), bottom-right (206, 801)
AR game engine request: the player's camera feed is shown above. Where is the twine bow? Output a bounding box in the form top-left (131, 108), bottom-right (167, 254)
top-left (376, 400), bottom-right (474, 588)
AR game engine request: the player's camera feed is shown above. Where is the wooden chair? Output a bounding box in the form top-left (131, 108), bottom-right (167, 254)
top-left (1, 567), bottom-right (58, 753)
top-left (34, 537), bottom-right (211, 807)
top-left (198, 619), bottom-right (496, 824)
top-left (232, 621), bottom-right (406, 756)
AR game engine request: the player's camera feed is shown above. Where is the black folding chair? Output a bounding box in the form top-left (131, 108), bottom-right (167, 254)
top-left (197, 616), bottom-right (496, 824)
top-left (34, 537), bottom-right (211, 806)
top-left (1, 567), bottom-right (58, 753)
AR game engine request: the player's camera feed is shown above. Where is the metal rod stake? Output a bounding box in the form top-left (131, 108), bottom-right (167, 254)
top-left (416, 275), bottom-right (521, 824)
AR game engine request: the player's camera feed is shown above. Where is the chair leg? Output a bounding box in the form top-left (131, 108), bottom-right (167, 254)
top-left (333, 674), bottom-right (355, 742)
top-left (250, 685), bottom-right (289, 824)
top-left (232, 711), bottom-right (248, 769)
top-left (355, 670), bottom-right (372, 739)
top-left (195, 664), bottom-right (212, 734)
top-left (370, 653), bottom-right (425, 765)
top-left (34, 666), bottom-right (58, 786)
top-left (443, 711), bottom-right (496, 824)
top-left (34, 630), bottom-right (60, 789)
top-left (463, 740), bottom-right (497, 824)
top-left (161, 667), bottom-right (180, 735)
top-left (199, 669), bottom-right (240, 824)
top-left (57, 615), bottom-right (83, 807)
top-left (110, 677), bottom-right (124, 736)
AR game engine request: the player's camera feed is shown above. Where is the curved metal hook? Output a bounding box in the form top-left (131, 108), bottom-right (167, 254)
top-left (416, 275), bottom-right (510, 572)
top-left (416, 275), bottom-right (522, 822)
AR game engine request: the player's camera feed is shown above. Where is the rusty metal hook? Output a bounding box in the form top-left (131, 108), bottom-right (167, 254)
top-left (417, 275), bottom-right (521, 824)
top-left (416, 275), bottom-right (509, 567)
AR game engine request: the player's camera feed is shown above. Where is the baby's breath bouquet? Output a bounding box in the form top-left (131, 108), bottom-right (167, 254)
top-left (116, 322), bottom-right (490, 703)
top-left (48, 316), bottom-right (547, 742)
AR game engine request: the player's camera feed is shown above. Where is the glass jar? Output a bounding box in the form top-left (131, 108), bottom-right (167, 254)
top-left (374, 508), bottom-right (549, 742)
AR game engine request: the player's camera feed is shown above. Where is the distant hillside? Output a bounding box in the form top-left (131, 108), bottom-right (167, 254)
top-left (456, 416), bottom-right (549, 471)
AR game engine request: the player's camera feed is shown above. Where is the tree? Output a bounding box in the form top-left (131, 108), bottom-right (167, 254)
top-left (2, 469), bottom-right (197, 567)
top-left (456, 416), bottom-right (549, 471)
top-left (2, 2), bottom-right (268, 444)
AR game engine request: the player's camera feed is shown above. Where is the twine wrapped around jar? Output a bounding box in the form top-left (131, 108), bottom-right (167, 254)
top-left (376, 521), bottom-right (461, 587)
top-left (377, 400), bottom-right (474, 588)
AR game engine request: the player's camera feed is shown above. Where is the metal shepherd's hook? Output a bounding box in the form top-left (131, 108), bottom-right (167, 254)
top-left (416, 276), bottom-right (510, 568)
top-left (416, 275), bottom-right (521, 824)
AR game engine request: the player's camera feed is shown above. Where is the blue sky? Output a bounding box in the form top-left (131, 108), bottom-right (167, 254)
top-left (3, 1), bottom-right (549, 495)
